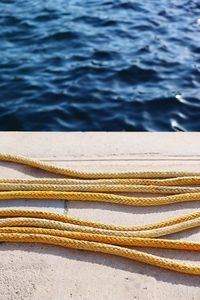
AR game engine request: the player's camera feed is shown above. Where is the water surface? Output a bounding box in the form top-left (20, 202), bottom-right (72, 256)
top-left (0, 0), bottom-right (200, 130)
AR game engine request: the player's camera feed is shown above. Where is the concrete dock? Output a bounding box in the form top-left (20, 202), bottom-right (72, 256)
top-left (0, 132), bottom-right (200, 300)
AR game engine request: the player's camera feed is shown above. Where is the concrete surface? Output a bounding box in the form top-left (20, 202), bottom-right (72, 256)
top-left (0, 132), bottom-right (200, 300)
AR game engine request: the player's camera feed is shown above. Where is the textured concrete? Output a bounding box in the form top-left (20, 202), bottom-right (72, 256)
top-left (0, 132), bottom-right (200, 300)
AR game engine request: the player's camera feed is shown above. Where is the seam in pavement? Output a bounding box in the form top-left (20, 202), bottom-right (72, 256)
top-left (64, 201), bottom-right (68, 216)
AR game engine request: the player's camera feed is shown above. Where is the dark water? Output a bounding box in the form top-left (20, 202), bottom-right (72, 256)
top-left (0, 0), bottom-right (200, 131)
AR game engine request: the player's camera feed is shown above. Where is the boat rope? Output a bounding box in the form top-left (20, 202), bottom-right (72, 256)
top-left (0, 153), bottom-right (200, 275)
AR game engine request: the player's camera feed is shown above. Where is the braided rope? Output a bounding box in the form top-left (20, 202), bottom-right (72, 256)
top-left (0, 154), bottom-right (200, 274)
top-left (1, 226), bottom-right (200, 251)
top-left (0, 208), bottom-right (199, 231)
top-left (1, 153), bottom-right (200, 179)
top-left (2, 183), bottom-right (200, 194)
top-left (1, 232), bottom-right (200, 275)
top-left (1, 190), bottom-right (200, 206)
top-left (2, 176), bottom-right (200, 186)
top-left (1, 216), bottom-right (200, 237)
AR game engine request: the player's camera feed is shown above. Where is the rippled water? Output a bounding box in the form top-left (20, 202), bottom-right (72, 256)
top-left (0, 0), bottom-right (200, 131)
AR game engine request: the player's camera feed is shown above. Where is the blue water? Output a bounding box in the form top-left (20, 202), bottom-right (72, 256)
top-left (0, 0), bottom-right (200, 131)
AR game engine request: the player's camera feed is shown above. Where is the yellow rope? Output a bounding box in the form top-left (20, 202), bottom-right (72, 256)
top-left (1, 226), bottom-right (200, 251)
top-left (2, 176), bottom-right (200, 186)
top-left (2, 182), bottom-right (200, 194)
top-left (1, 190), bottom-right (200, 206)
top-left (0, 153), bottom-right (200, 275)
top-left (1, 153), bottom-right (200, 179)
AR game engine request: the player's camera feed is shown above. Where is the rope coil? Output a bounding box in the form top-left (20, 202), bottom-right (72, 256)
top-left (0, 153), bottom-right (200, 275)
